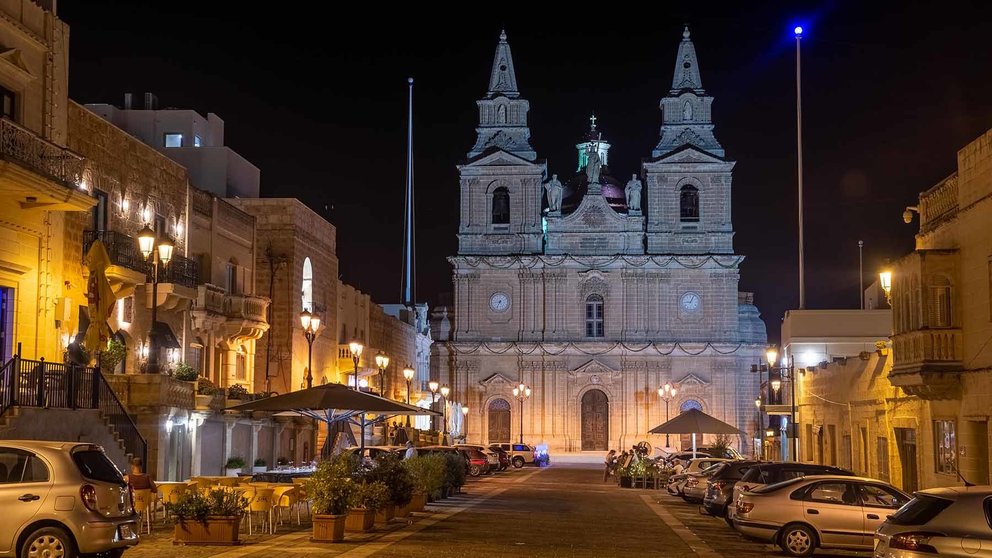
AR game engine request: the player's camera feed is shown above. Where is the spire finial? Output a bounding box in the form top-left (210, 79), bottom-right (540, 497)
top-left (486, 29), bottom-right (519, 97)
top-left (500, 29), bottom-right (507, 42)
top-left (589, 113), bottom-right (597, 131)
top-left (683, 25), bottom-right (691, 39)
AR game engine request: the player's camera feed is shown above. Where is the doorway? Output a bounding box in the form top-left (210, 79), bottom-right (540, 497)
top-left (488, 398), bottom-right (510, 443)
top-left (581, 389), bottom-right (608, 451)
top-left (894, 428), bottom-right (918, 493)
top-left (0, 286), bottom-right (12, 362)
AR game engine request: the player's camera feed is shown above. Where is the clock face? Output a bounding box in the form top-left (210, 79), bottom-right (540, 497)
top-left (489, 292), bottom-right (510, 313)
top-left (680, 291), bottom-right (701, 312)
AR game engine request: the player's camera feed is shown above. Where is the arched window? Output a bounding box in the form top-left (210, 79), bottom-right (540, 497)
top-left (302, 257), bottom-right (313, 312)
top-left (235, 346), bottom-right (247, 381)
top-left (680, 185), bottom-right (699, 222)
top-left (585, 294), bottom-right (604, 338)
top-left (492, 187), bottom-right (510, 225)
top-left (680, 399), bottom-right (703, 413)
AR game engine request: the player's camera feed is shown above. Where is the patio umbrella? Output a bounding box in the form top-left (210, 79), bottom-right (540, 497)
top-left (648, 408), bottom-right (743, 455)
top-left (227, 383), bottom-right (438, 452)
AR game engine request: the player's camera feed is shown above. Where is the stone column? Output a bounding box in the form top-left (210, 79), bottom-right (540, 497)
top-left (250, 421), bottom-right (263, 472)
top-left (222, 416), bottom-right (238, 471)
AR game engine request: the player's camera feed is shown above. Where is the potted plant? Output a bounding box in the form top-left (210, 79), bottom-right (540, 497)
top-left (307, 457), bottom-right (356, 542)
top-left (252, 458), bottom-right (267, 473)
top-left (225, 456), bottom-right (246, 477)
top-left (167, 488), bottom-right (247, 545)
top-left (362, 454), bottom-right (413, 523)
top-left (345, 481), bottom-right (389, 532)
top-left (402, 455), bottom-right (442, 511)
top-left (195, 378), bottom-right (219, 409)
top-left (174, 361), bottom-right (198, 382)
top-left (101, 338), bottom-right (127, 374)
top-left (441, 453), bottom-right (466, 497)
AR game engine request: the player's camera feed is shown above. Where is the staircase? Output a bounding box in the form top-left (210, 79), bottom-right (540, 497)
top-left (0, 356), bottom-right (147, 470)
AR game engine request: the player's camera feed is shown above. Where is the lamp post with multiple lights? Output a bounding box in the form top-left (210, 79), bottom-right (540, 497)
top-left (137, 225), bottom-right (174, 374)
top-left (402, 365), bottom-right (415, 426)
top-left (656, 383), bottom-right (678, 447)
top-left (461, 405), bottom-right (469, 442)
top-left (298, 310), bottom-right (322, 389)
top-left (512, 383), bottom-right (531, 445)
top-left (440, 385), bottom-right (450, 443)
top-left (374, 352), bottom-right (390, 396)
top-left (754, 347), bottom-right (800, 461)
top-left (348, 340), bottom-right (364, 390)
top-left (428, 380), bottom-right (439, 434)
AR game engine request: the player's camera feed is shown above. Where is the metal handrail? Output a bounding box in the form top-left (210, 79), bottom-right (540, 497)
top-left (0, 117), bottom-right (85, 188)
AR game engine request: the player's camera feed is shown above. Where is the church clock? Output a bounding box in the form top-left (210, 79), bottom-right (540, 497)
top-left (489, 292), bottom-right (510, 312)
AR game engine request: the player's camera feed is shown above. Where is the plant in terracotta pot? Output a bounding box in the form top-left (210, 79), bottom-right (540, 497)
top-left (345, 481), bottom-right (389, 532)
top-left (225, 456), bottom-right (246, 477)
top-left (361, 453), bottom-right (413, 522)
top-left (306, 457), bottom-right (356, 542)
top-left (167, 488), bottom-right (247, 545)
top-left (402, 454), bottom-right (443, 509)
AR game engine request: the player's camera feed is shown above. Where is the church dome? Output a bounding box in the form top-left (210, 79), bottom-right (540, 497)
top-left (560, 167), bottom-right (627, 214)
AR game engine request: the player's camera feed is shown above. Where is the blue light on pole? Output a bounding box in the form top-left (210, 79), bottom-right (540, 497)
top-left (794, 26), bottom-right (803, 36)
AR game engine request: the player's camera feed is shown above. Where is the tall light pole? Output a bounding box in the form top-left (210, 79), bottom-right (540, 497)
top-left (299, 310), bottom-right (321, 389)
top-left (440, 384), bottom-right (450, 444)
top-left (751, 347), bottom-right (780, 459)
top-left (402, 365), bottom-right (415, 427)
top-left (512, 383), bottom-right (531, 445)
top-left (428, 381), bottom-right (439, 435)
top-left (755, 396), bottom-right (764, 459)
top-left (768, 349), bottom-right (800, 461)
top-left (348, 340), bottom-right (364, 390)
top-left (461, 405), bottom-right (469, 443)
top-left (137, 225), bottom-right (173, 374)
top-left (657, 383), bottom-right (678, 447)
top-left (858, 240), bottom-right (865, 309)
top-left (374, 351), bottom-right (390, 396)
top-left (795, 25), bottom-right (806, 310)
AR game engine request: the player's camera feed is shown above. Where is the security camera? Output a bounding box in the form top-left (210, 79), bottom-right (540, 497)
top-left (902, 209), bottom-right (913, 224)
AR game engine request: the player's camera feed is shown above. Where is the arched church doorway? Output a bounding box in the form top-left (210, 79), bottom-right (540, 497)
top-left (488, 398), bottom-right (511, 443)
top-left (581, 389), bottom-right (609, 451)
top-left (679, 399), bottom-right (703, 449)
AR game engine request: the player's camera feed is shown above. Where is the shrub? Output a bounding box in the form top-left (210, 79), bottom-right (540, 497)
top-left (101, 339), bottom-right (126, 373)
top-left (174, 362), bottom-right (198, 381)
top-left (225, 456), bottom-right (246, 470)
top-left (350, 481), bottom-right (389, 511)
top-left (227, 384), bottom-right (249, 399)
top-left (441, 453), bottom-right (466, 491)
top-left (360, 453), bottom-right (413, 506)
top-left (166, 488), bottom-right (247, 522)
top-left (403, 454), bottom-right (445, 498)
top-left (709, 434), bottom-right (732, 459)
top-left (307, 457), bottom-right (356, 516)
top-left (196, 377), bottom-right (219, 396)
top-left (253, 458), bottom-right (266, 467)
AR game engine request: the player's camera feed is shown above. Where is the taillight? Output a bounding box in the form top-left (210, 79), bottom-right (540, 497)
top-left (736, 501), bottom-right (754, 514)
top-left (889, 532), bottom-right (942, 553)
top-left (686, 477), bottom-right (698, 487)
top-left (742, 484), bottom-right (751, 492)
top-left (81, 484), bottom-right (99, 513)
top-left (711, 481), bottom-right (726, 490)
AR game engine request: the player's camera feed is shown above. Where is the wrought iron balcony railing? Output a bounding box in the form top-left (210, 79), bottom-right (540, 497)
top-left (153, 254), bottom-right (198, 289)
top-left (83, 230), bottom-right (146, 274)
top-left (0, 118), bottom-right (84, 188)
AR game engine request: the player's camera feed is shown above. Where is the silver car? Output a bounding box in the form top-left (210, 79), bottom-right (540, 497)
top-left (734, 474), bottom-right (909, 557)
top-left (875, 485), bottom-right (992, 557)
top-left (0, 440), bottom-right (138, 558)
top-left (666, 459), bottom-right (730, 496)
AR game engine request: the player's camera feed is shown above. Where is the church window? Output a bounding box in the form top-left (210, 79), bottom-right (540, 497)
top-left (497, 104), bottom-right (507, 124)
top-left (683, 101), bottom-right (693, 120)
top-left (680, 185), bottom-right (700, 222)
top-left (585, 294), bottom-right (604, 338)
top-left (302, 257), bottom-right (314, 312)
top-left (492, 187), bottom-right (510, 225)
top-left (680, 399), bottom-right (703, 413)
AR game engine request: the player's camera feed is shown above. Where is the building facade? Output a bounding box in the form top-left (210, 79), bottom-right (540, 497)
top-left (432, 29), bottom-right (767, 454)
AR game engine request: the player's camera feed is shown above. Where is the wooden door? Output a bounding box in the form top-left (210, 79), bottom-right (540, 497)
top-left (581, 389), bottom-right (608, 451)
top-left (488, 399), bottom-right (511, 443)
top-left (895, 428), bottom-right (918, 493)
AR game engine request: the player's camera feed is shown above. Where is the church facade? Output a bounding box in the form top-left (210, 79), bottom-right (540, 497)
top-left (431, 28), bottom-right (768, 454)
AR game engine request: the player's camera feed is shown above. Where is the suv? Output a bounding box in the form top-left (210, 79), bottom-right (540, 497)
top-left (454, 445), bottom-right (500, 474)
top-left (0, 440), bottom-right (139, 558)
top-left (700, 460), bottom-right (764, 517)
top-left (489, 443), bottom-right (538, 468)
top-left (727, 462), bottom-right (855, 525)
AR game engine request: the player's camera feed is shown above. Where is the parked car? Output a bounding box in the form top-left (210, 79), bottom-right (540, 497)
top-left (452, 446), bottom-right (491, 477)
top-left (726, 462), bottom-right (855, 524)
top-left (0, 440), bottom-right (139, 558)
top-left (666, 458), bottom-right (731, 495)
top-left (701, 460), bottom-right (763, 517)
top-left (418, 446), bottom-right (470, 474)
top-left (682, 462), bottom-right (736, 503)
top-left (694, 445), bottom-right (744, 460)
top-left (489, 443), bottom-right (540, 468)
top-left (340, 445), bottom-right (404, 466)
top-left (486, 446), bottom-right (511, 471)
top-left (734, 474), bottom-right (910, 557)
top-left (874, 485), bottom-right (992, 557)
top-left (455, 444), bottom-right (500, 473)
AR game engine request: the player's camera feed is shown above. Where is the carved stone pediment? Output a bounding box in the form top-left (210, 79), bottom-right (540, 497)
top-left (569, 359), bottom-right (620, 379)
top-left (480, 372), bottom-right (517, 387)
top-left (675, 373), bottom-right (709, 387)
top-left (578, 269), bottom-right (610, 298)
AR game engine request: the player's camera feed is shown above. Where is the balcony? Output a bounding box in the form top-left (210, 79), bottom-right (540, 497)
top-left (0, 118), bottom-right (93, 212)
top-left (83, 230), bottom-right (147, 299)
top-left (221, 293), bottom-right (269, 341)
top-left (890, 329), bottom-right (963, 399)
top-left (190, 284), bottom-right (226, 334)
top-left (153, 254), bottom-right (198, 289)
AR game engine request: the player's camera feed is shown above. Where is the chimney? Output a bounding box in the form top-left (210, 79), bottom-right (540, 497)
top-left (123, 93), bottom-right (132, 110)
top-left (144, 92), bottom-right (158, 110)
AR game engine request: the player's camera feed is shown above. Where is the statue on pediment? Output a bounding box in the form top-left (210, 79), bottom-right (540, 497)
top-left (585, 149), bottom-right (602, 184)
top-left (544, 174), bottom-right (563, 214)
top-left (625, 174), bottom-right (642, 212)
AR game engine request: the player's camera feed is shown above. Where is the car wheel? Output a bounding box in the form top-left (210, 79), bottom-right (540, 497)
top-left (469, 464), bottom-right (481, 477)
top-left (512, 456), bottom-right (524, 468)
top-left (779, 523), bottom-right (817, 557)
top-left (21, 526), bottom-right (77, 558)
top-left (723, 506), bottom-right (734, 528)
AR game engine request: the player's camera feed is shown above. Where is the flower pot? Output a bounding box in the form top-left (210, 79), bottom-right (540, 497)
top-left (225, 468), bottom-right (241, 477)
top-left (174, 516), bottom-right (241, 545)
top-left (375, 504), bottom-right (396, 525)
top-left (252, 466), bottom-right (266, 474)
top-left (194, 394), bottom-right (213, 409)
top-left (408, 492), bottom-right (427, 513)
top-left (619, 476), bottom-right (632, 488)
top-left (345, 508), bottom-right (375, 532)
top-left (396, 502), bottom-right (411, 518)
top-left (312, 514), bottom-right (347, 542)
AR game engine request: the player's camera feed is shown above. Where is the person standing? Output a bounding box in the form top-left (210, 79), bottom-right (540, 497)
top-left (403, 441), bottom-right (418, 460)
top-left (603, 449), bottom-right (617, 482)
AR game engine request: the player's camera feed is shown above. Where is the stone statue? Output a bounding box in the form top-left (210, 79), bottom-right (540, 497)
top-left (544, 174), bottom-right (563, 213)
top-left (625, 174), bottom-right (642, 212)
top-left (585, 149), bottom-right (602, 184)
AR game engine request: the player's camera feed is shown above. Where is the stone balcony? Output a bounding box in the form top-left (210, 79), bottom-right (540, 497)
top-left (889, 328), bottom-right (963, 399)
top-left (221, 293), bottom-right (269, 341)
top-left (0, 117), bottom-right (94, 212)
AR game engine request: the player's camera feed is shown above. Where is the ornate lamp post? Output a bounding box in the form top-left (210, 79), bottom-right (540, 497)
top-left (440, 384), bottom-right (450, 443)
top-left (512, 383), bottom-right (531, 445)
top-left (428, 380), bottom-right (439, 434)
top-left (299, 310), bottom-right (321, 389)
top-left (348, 340), bottom-right (364, 390)
top-left (374, 351), bottom-right (390, 396)
top-left (402, 365), bottom-right (415, 427)
top-left (137, 225), bottom-right (173, 374)
top-left (879, 269), bottom-right (893, 304)
top-left (657, 383), bottom-right (678, 447)
top-left (461, 405), bottom-right (469, 442)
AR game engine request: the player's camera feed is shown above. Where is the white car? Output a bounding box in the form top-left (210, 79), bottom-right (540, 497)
top-left (666, 458), bottom-right (730, 495)
top-left (874, 485), bottom-right (992, 557)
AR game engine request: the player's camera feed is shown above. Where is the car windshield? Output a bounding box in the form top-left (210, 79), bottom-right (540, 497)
top-left (887, 495), bottom-right (954, 525)
top-left (700, 463), bottom-right (727, 475)
top-left (72, 449), bottom-right (124, 484)
top-left (752, 476), bottom-right (805, 494)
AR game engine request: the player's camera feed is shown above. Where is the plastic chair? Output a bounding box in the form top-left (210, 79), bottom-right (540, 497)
top-left (157, 484), bottom-right (187, 519)
top-left (271, 486), bottom-right (299, 528)
top-left (132, 489), bottom-right (154, 535)
top-left (246, 487), bottom-right (275, 535)
top-left (190, 477), bottom-right (214, 493)
top-left (291, 478), bottom-right (311, 518)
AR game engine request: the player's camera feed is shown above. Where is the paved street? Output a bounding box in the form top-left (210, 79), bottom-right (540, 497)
top-left (124, 463), bottom-right (872, 557)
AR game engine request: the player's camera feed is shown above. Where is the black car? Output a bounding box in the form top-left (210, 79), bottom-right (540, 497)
top-left (700, 460), bottom-right (764, 518)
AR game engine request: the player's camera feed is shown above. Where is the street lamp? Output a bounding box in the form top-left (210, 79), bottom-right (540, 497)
top-left (879, 269), bottom-right (893, 304)
top-left (374, 351), bottom-right (390, 396)
top-left (657, 383), bottom-right (678, 447)
top-left (755, 396), bottom-right (764, 459)
top-left (428, 380), bottom-right (439, 433)
top-left (137, 225), bottom-right (173, 374)
top-left (299, 310), bottom-right (321, 389)
top-left (512, 382), bottom-right (531, 445)
top-left (440, 384), bottom-right (450, 443)
top-left (767, 350), bottom-right (800, 461)
top-left (348, 340), bottom-right (364, 390)
top-left (461, 405), bottom-right (469, 442)
top-left (402, 365), bottom-right (415, 427)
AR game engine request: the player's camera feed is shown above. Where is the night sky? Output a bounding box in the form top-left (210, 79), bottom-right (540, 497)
top-left (59, 3), bottom-right (992, 342)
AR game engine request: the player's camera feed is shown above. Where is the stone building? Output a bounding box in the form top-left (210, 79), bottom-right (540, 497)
top-left (432, 29), bottom-right (767, 454)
